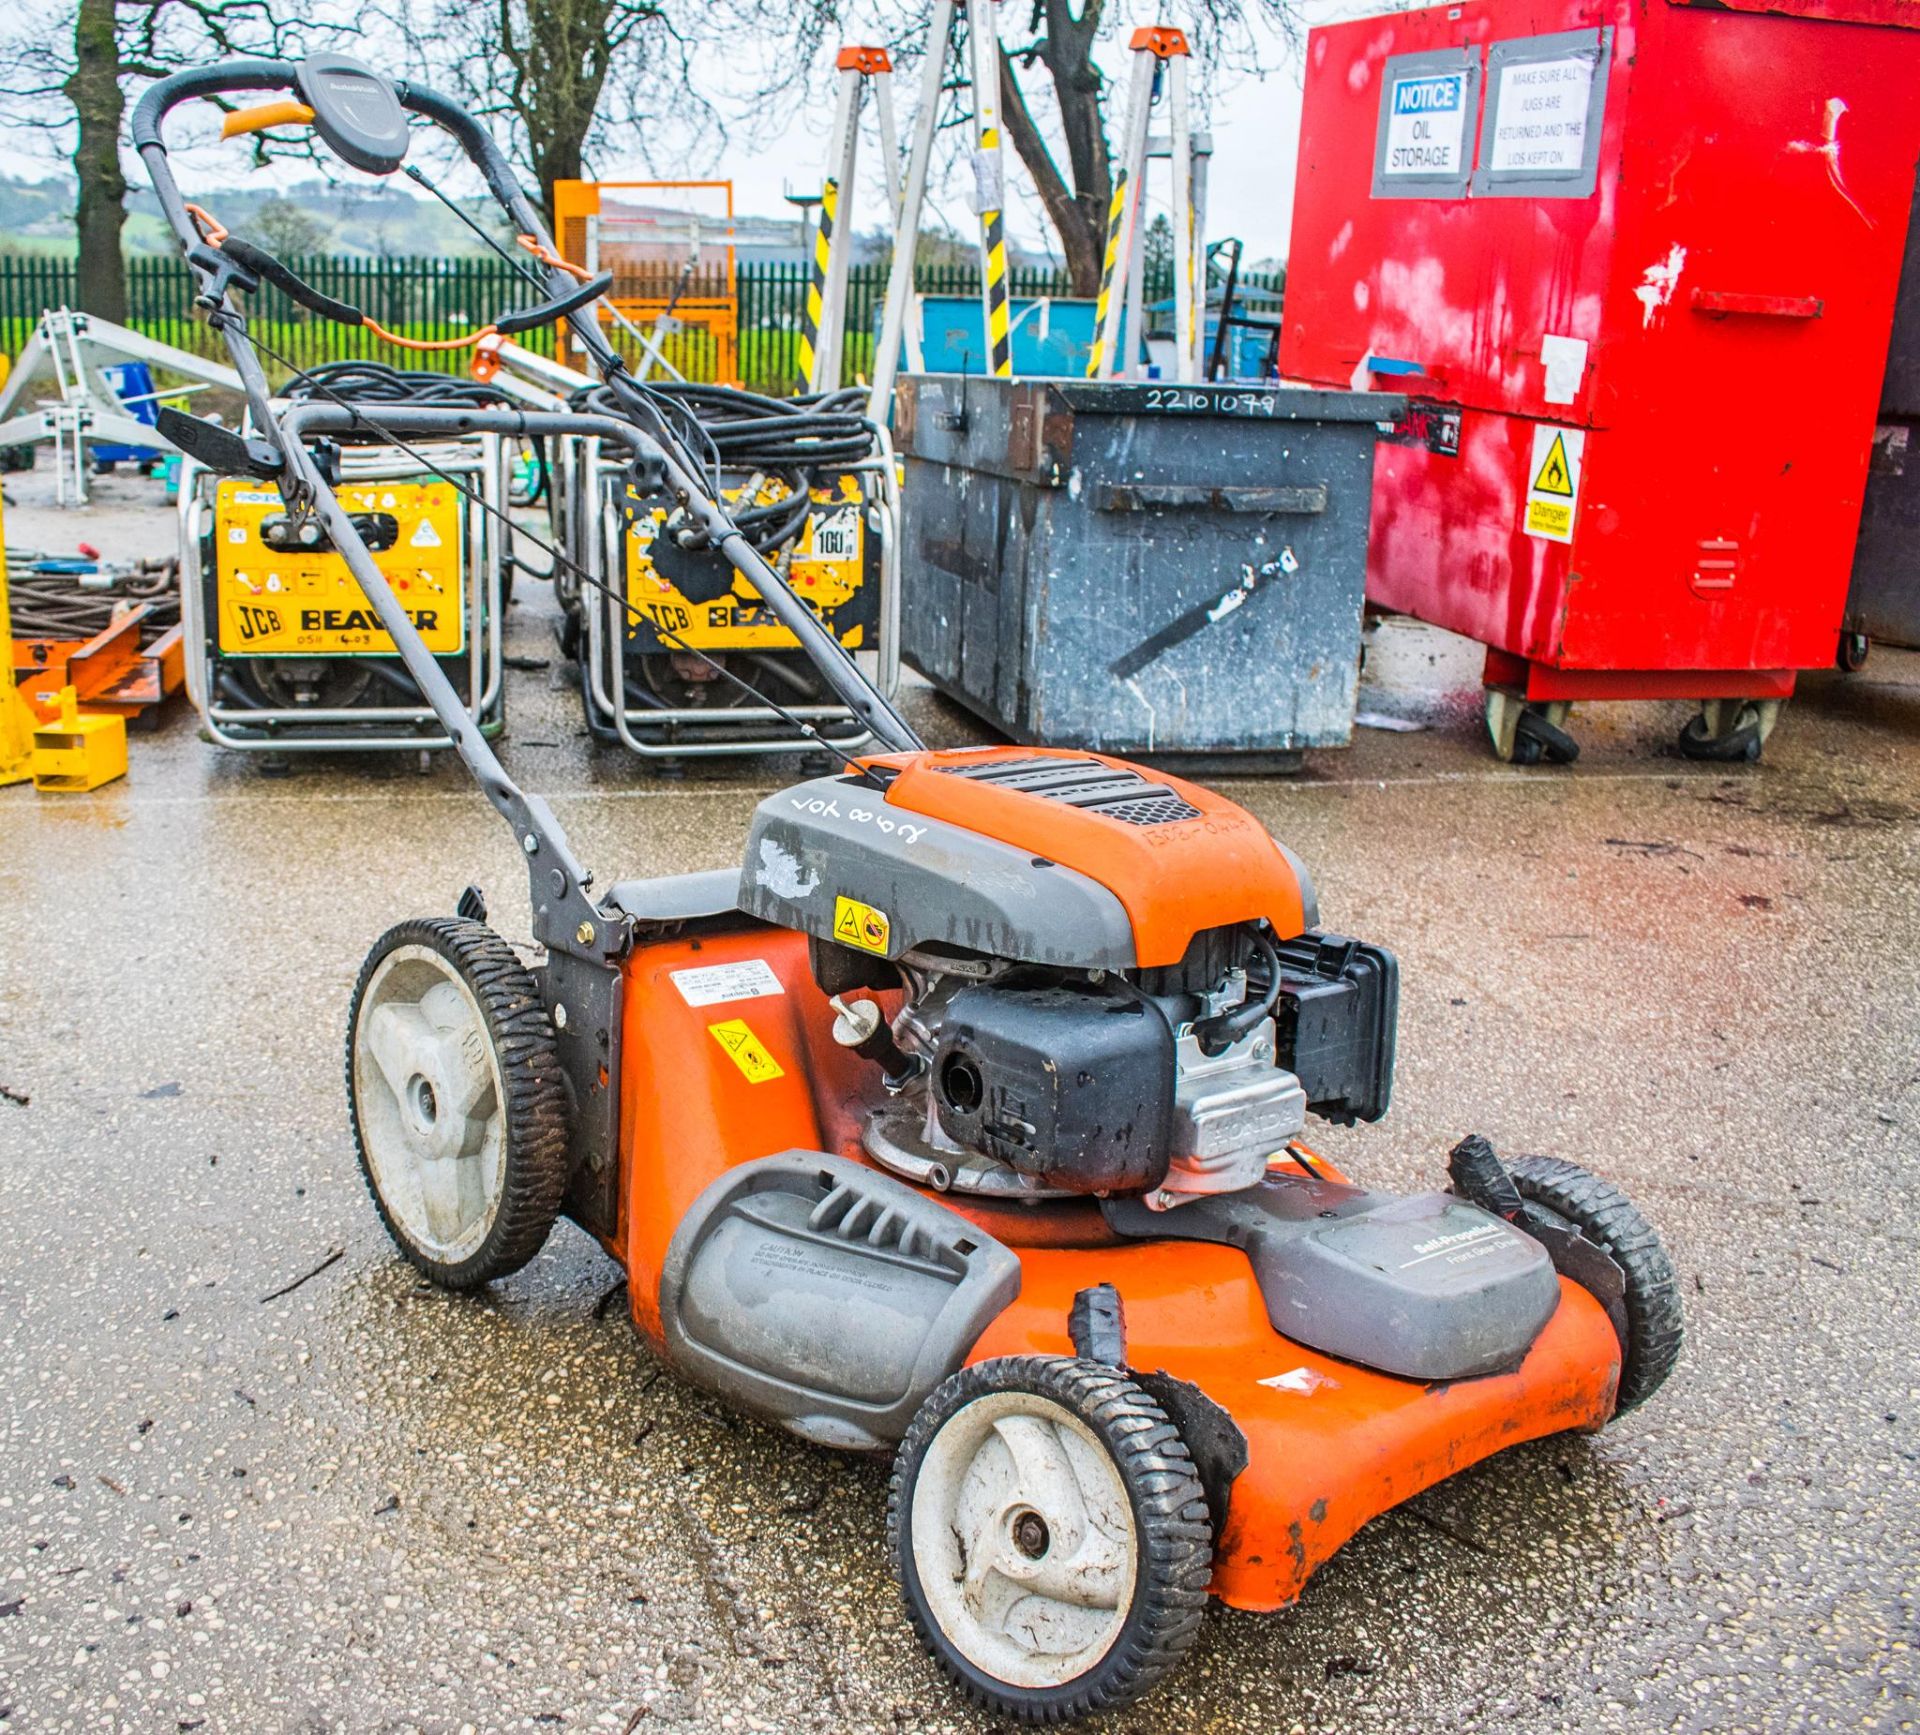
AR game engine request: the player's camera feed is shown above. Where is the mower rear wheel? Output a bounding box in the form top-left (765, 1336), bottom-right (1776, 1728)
top-left (889, 1356), bottom-right (1212, 1723)
top-left (1509, 1156), bottom-right (1683, 1413)
top-left (347, 917), bottom-right (569, 1289)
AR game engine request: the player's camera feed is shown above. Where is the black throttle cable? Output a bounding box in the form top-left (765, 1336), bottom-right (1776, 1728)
top-left (1193, 924), bottom-right (1285, 1056)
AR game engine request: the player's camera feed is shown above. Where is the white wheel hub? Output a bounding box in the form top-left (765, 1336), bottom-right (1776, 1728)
top-left (910, 1390), bottom-right (1138, 1689)
top-left (354, 944), bottom-right (506, 1265)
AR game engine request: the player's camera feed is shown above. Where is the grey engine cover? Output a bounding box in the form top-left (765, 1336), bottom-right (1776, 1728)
top-left (1106, 1171), bottom-right (1562, 1381)
top-left (738, 774), bottom-right (1138, 968)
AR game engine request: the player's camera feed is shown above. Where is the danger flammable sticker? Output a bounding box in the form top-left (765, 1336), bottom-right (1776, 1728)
top-left (1523, 424), bottom-right (1585, 543)
top-left (708, 1019), bottom-right (786, 1083)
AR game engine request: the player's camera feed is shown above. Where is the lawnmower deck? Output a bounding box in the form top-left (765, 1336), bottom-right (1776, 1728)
top-left (604, 919), bottom-right (1621, 1612)
top-left (974, 1258), bottom-right (1619, 1610)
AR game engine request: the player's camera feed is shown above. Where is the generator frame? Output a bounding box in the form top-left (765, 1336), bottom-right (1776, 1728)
top-left (176, 433), bottom-right (511, 753)
top-left (574, 428), bottom-right (904, 759)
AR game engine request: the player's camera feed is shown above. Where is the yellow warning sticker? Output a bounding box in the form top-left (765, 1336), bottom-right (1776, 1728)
top-left (708, 1020), bottom-right (785, 1083)
top-left (833, 895), bottom-right (892, 955)
top-left (1533, 433), bottom-right (1575, 496)
top-left (1523, 425), bottom-right (1585, 544)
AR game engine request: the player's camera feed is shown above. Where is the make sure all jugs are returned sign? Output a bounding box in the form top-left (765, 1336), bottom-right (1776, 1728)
top-left (212, 478), bottom-right (466, 657)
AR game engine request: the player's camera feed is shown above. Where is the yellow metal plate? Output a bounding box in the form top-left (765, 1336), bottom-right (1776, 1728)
top-left (623, 475), bottom-right (867, 651)
top-left (212, 478), bottom-right (467, 657)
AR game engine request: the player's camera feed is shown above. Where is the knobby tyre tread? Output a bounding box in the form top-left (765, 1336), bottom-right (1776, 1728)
top-left (346, 916), bottom-right (570, 1289)
top-left (1509, 1154), bottom-right (1683, 1412)
top-left (888, 1355), bottom-right (1213, 1724)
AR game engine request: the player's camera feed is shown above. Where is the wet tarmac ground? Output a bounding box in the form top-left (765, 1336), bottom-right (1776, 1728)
top-left (1, 469), bottom-right (1916, 1733)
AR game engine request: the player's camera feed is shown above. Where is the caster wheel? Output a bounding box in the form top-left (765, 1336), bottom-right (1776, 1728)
top-left (890, 1356), bottom-right (1212, 1722)
top-left (1838, 632), bottom-right (1871, 673)
top-left (1514, 705), bottom-right (1579, 764)
top-left (1487, 691), bottom-right (1579, 764)
top-left (347, 916), bottom-right (570, 1289)
top-left (1509, 1156), bottom-right (1683, 1412)
top-left (1676, 699), bottom-right (1780, 763)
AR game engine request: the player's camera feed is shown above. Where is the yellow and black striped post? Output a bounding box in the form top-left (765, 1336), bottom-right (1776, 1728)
top-left (979, 202), bottom-right (1012, 378)
top-left (966, 1), bottom-right (1014, 378)
top-left (1086, 174), bottom-right (1131, 378)
top-left (796, 179), bottom-right (837, 394)
top-left (1087, 45), bottom-right (1158, 380)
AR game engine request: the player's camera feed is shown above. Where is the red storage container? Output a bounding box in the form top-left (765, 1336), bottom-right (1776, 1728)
top-left (1279, 0), bottom-right (1920, 760)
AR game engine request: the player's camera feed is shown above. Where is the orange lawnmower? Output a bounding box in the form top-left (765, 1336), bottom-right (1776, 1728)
top-left (136, 54), bottom-right (1682, 1721)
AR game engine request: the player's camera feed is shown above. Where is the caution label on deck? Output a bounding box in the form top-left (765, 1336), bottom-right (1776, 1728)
top-left (1523, 425), bottom-right (1585, 544)
top-left (833, 895), bottom-right (892, 955)
top-left (709, 1020), bottom-right (785, 1083)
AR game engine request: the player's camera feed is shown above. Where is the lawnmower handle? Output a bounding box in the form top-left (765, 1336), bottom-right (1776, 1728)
top-left (131, 55), bottom-right (926, 763)
top-left (132, 61), bottom-right (539, 233)
top-left (220, 99), bottom-right (316, 140)
top-left (131, 61), bottom-right (297, 153)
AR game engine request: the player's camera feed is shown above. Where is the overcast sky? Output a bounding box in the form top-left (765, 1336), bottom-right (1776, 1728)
top-left (0, 0), bottom-right (1389, 264)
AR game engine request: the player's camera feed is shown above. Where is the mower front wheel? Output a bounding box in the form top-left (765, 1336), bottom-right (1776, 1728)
top-left (889, 1356), bottom-right (1212, 1723)
top-left (346, 917), bottom-right (570, 1289)
top-left (1509, 1155), bottom-right (1683, 1412)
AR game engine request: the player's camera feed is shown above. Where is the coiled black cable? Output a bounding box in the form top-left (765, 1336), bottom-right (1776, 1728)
top-left (283, 361), bottom-right (546, 504)
top-left (282, 360), bottom-right (514, 410)
top-left (589, 383), bottom-right (879, 468)
top-left (571, 379), bottom-right (878, 556)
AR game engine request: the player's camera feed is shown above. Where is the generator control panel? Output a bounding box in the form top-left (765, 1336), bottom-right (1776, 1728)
top-left (621, 474), bottom-right (875, 653)
top-left (212, 477), bottom-right (467, 658)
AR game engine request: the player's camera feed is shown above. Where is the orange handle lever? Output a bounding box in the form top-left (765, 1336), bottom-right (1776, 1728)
top-left (220, 99), bottom-right (316, 140)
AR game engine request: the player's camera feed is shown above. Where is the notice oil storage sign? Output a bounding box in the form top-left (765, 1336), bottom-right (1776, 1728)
top-left (1373, 49), bottom-right (1479, 196)
top-left (1385, 71), bottom-right (1468, 176)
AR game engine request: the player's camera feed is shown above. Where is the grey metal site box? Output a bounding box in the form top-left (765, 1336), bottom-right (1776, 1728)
top-left (895, 375), bottom-right (1398, 763)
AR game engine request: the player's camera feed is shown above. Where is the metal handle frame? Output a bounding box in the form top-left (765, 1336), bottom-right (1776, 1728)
top-left (133, 59), bottom-right (926, 964)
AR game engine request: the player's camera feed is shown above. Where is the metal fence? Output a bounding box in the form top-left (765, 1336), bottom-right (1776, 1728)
top-left (0, 253), bottom-right (1280, 395)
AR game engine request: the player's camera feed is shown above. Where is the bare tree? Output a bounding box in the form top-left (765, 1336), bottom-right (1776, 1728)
top-left (250, 191), bottom-right (328, 254)
top-left (1, 0), bottom-right (332, 321)
top-left (386, 0), bottom-right (708, 222)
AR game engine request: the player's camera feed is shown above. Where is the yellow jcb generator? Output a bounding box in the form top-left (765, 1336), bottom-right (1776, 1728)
top-left (566, 381), bottom-right (900, 766)
top-left (177, 364), bottom-right (512, 756)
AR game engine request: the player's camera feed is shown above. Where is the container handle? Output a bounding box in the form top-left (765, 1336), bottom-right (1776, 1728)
top-left (1094, 483), bottom-right (1329, 514)
top-left (1690, 289), bottom-right (1822, 320)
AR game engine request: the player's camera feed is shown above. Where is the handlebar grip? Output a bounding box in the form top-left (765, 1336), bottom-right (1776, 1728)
top-left (221, 99), bottom-right (315, 140)
top-left (131, 60), bottom-right (295, 152)
top-left (218, 236), bottom-right (366, 327)
top-left (495, 272), bottom-right (614, 336)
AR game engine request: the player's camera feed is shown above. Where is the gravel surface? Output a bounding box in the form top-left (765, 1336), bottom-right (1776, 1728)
top-left (1, 466), bottom-right (1915, 1733)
